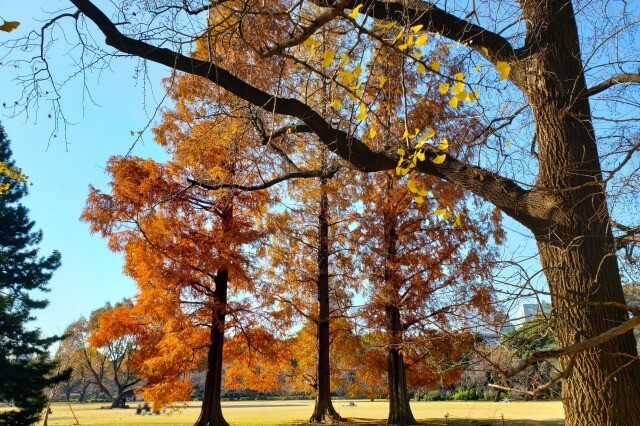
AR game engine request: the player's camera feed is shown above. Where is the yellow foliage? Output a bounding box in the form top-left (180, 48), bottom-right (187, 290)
top-left (496, 61), bottom-right (511, 80)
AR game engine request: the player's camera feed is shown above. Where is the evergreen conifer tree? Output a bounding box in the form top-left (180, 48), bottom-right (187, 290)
top-left (0, 123), bottom-right (68, 425)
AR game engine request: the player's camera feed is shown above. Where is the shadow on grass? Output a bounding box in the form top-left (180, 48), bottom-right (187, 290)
top-left (287, 418), bottom-right (564, 426)
top-left (167, 403), bottom-right (311, 409)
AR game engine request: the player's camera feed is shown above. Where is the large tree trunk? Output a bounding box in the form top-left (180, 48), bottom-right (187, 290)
top-left (382, 173), bottom-right (417, 426)
top-left (310, 178), bottom-right (342, 424)
top-left (195, 269), bottom-right (229, 426)
top-left (519, 1), bottom-right (640, 423)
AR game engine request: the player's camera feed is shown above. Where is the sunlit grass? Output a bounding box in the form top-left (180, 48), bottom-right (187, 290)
top-left (38, 399), bottom-right (564, 425)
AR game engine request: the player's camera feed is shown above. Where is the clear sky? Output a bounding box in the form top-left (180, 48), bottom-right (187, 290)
top-left (0, 0), bottom-right (544, 339)
top-left (1, 1), bottom-right (168, 337)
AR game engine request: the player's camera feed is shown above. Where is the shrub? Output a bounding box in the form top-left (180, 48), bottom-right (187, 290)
top-left (453, 389), bottom-right (479, 400)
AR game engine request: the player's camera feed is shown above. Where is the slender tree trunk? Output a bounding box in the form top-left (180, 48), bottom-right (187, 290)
top-left (195, 269), bottom-right (229, 426)
top-left (385, 304), bottom-right (416, 425)
top-left (382, 173), bottom-right (416, 426)
top-left (517, 1), bottom-right (640, 423)
top-left (310, 178), bottom-right (342, 424)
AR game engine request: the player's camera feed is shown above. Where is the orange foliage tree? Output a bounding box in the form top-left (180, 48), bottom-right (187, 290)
top-left (82, 68), bottom-right (271, 423)
top-left (260, 167), bottom-right (361, 422)
top-left (352, 42), bottom-right (502, 422)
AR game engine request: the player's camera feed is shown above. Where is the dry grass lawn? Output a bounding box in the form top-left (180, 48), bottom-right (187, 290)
top-left (33, 400), bottom-right (564, 425)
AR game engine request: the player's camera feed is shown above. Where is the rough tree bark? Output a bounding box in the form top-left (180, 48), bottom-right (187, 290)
top-left (195, 269), bottom-right (229, 426)
top-left (517, 1), bottom-right (640, 423)
top-left (310, 178), bottom-right (342, 424)
top-left (383, 173), bottom-right (417, 426)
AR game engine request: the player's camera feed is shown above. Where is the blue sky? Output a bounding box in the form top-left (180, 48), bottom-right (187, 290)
top-left (1, 1), bottom-right (168, 337)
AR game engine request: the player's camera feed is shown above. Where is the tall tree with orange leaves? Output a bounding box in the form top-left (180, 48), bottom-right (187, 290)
top-left (352, 43), bottom-right (501, 424)
top-left (82, 66), bottom-right (272, 423)
top-left (260, 159), bottom-right (360, 422)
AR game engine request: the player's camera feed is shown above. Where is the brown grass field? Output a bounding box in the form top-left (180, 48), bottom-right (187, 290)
top-left (19, 399), bottom-right (565, 425)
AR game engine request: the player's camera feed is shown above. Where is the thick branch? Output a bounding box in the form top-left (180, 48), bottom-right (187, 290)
top-left (585, 73), bottom-right (640, 97)
top-left (339, 0), bottom-right (515, 59)
top-left (506, 313), bottom-right (640, 377)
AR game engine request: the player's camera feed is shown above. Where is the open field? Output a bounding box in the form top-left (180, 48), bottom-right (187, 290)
top-left (34, 400), bottom-right (564, 425)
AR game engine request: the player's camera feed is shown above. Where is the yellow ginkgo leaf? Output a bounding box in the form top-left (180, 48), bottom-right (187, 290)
top-left (438, 83), bottom-right (450, 94)
top-left (448, 97), bottom-right (460, 108)
top-left (432, 153), bottom-right (447, 164)
top-left (369, 128), bottom-right (377, 139)
top-left (417, 189), bottom-right (428, 197)
top-left (415, 33), bottom-right (428, 47)
top-left (397, 148), bottom-right (406, 156)
top-left (348, 4), bottom-right (363, 19)
top-left (398, 36), bottom-right (414, 51)
top-left (417, 63), bottom-right (426, 74)
top-left (442, 209), bottom-right (452, 220)
top-left (355, 103), bottom-right (368, 120)
top-left (412, 51), bottom-right (423, 60)
top-left (506, 139), bottom-right (512, 147)
top-left (339, 69), bottom-right (354, 83)
top-left (411, 24), bottom-right (424, 33)
top-left (402, 129), bottom-right (410, 139)
top-left (416, 152), bottom-right (425, 161)
top-left (375, 21), bottom-right (396, 29)
top-left (302, 37), bottom-right (315, 47)
top-left (349, 81), bottom-right (363, 91)
top-left (407, 179), bottom-right (419, 193)
top-left (414, 196), bottom-right (425, 204)
top-left (322, 50), bottom-right (336, 67)
top-left (437, 138), bottom-right (449, 150)
top-left (456, 90), bottom-right (469, 101)
top-left (481, 47), bottom-right (489, 56)
top-left (435, 208), bottom-right (448, 217)
top-left (466, 90), bottom-right (479, 102)
top-left (330, 99), bottom-right (343, 109)
top-left (430, 60), bottom-right (441, 72)
top-left (354, 63), bottom-right (363, 78)
top-left (379, 75), bottom-right (387, 88)
top-left (392, 28), bottom-right (405, 43)
top-left (454, 72), bottom-right (465, 81)
top-left (347, 90), bottom-right (361, 102)
top-left (426, 128), bottom-right (436, 139)
top-left (339, 54), bottom-right (349, 68)
top-left (0, 21), bottom-right (20, 32)
top-left (496, 61), bottom-right (511, 80)
top-left (451, 81), bottom-right (465, 95)
top-left (454, 213), bottom-right (462, 227)
top-left (474, 62), bottom-right (483, 72)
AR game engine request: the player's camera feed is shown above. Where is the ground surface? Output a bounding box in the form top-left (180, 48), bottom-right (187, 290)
top-left (31, 400), bottom-right (564, 425)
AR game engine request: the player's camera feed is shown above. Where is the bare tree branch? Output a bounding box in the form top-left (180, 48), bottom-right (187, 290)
top-left (585, 73), bottom-right (640, 97)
